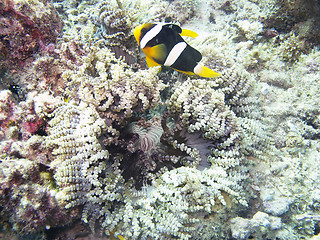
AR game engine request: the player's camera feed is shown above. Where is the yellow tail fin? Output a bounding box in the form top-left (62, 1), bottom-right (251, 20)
top-left (194, 65), bottom-right (221, 78)
top-left (181, 29), bottom-right (199, 38)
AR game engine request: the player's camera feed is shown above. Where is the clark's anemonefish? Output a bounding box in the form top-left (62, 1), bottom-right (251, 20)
top-left (133, 23), bottom-right (221, 78)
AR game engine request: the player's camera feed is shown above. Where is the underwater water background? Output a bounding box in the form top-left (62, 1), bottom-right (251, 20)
top-left (0, 0), bottom-right (320, 239)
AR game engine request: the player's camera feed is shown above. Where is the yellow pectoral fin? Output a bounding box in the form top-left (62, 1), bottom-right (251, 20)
top-left (145, 56), bottom-right (162, 74)
top-left (194, 65), bottom-right (221, 78)
top-left (144, 44), bottom-right (167, 63)
top-left (181, 29), bottom-right (199, 38)
top-left (146, 56), bottom-right (161, 68)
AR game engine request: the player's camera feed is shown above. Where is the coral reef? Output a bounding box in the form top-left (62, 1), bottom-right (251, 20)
top-left (150, 0), bottom-right (198, 24)
top-left (42, 47), bottom-right (250, 238)
top-left (231, 211), bottom-right (282, 239)
top-left (0, 90), bottom-right (80, 234)
top-left (277, 32), bottom-right (310, 63)
top-left (45, 97), bottom-right (248, 238)
top-left (0, 0), bottom-right (63, 69)
top-left (0, 157), bottom-right (80, 234)
top-left (1, 0), bottom-right (320, 239)
top-left (97, 1), bottom-right (138, 63)
top-left (0, 90), bottom-right (61, 157)
top-left (259, 0), bottom-right (320, 38)
top-left (61, 44), bottom-right (165, 124)
top-left (165, 79), bottom-right (243, 169)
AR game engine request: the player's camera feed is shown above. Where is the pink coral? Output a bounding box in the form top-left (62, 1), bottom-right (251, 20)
top-left (0, 90), bottom-right (53, 162)
top-left (0, 0), bottom-right (63, 69)
top-left (22, 118), bottom-right (45, 135)
top-left (0, 90), bottom-right (15, 122)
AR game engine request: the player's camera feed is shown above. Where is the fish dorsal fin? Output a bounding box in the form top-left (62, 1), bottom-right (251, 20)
top-left (180, 29), bottom-right (199, 38)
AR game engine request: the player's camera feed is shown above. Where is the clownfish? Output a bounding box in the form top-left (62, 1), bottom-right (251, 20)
top-left (133, 23), bottom-right (221, 78)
